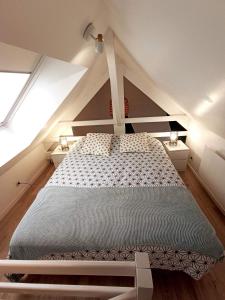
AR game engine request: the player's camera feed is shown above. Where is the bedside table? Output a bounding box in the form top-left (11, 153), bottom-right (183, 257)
top-left (51, 144), bottom-right (73, 168)
top-left (163, 140), bottom-right (190, 171)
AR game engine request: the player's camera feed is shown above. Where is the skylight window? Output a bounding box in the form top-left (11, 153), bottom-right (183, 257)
top-left (0, 72), bottom-right (30, 124)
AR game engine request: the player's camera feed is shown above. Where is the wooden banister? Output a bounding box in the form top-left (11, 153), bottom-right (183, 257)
top-left (0, 252), bottom-right (153, 299)
top-left (0, 259), bottom-right (135, 276)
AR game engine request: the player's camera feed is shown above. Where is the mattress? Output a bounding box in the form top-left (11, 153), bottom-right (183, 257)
top-left (8, 136), bottom-right (224, 281)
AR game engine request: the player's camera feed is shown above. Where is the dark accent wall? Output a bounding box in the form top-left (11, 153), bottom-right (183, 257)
top-left (73, 77), bottom-right (171, 135)
top-left (124, 78), bottom-right (170, 133)
top-left (72, 80), bottom-right (113, 135)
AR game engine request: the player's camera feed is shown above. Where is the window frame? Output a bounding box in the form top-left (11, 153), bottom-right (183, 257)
top-left (0, 70), bottom-right (32, 127)
top-left (0, 57), bottom-right (44, 127)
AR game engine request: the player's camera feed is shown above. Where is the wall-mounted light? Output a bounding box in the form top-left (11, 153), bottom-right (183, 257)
top-left (59, 136), bottom-right (69, 151)
top-left (83, 23), bottom-right (104, 53)
top-left (169, 131), bottom-right (178, 146)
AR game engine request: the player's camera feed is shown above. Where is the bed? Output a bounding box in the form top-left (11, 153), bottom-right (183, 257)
top-left (8, 136), bottom-right (224, 280)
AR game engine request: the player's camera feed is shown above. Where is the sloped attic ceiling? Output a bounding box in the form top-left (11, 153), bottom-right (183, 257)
top-left (0, 0), bottom-right (224, 141)
top-left (0, 42), bottom-right (40, 71)
top-left (0, 0), bottom-right (107, 68)
top-left (46, 34), bottom-right (187, 142)
top-left (106, 0), bottom-right (225, 139)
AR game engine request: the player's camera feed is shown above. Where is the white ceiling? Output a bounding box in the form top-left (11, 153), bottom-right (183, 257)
top-left (0, 0), bottom-right (107, 68)
top-left (0, 42), bottom-right (40, 72)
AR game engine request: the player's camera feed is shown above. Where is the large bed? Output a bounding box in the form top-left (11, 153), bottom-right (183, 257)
top-left (9, 136), bottom-right (224, 280)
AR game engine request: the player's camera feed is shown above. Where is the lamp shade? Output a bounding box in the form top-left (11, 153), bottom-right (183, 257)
top-left (95, 34), bottom-right (104, 53)
top-left (170, 131), bottom-right (178, 145)
top-left (59, 136), bottom-right (69, 151)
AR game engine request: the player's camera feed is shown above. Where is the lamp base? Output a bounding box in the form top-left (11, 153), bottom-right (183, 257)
top-left (169, 141), bottom-right (178, 146)
top-left (61, 146), bottom-right (69, 152)
top-left (83, 23), bottom-right (95, 40)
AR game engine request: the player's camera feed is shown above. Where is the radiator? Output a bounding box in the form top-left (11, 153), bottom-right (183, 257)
top-left (199, 146), bottom-right (225, 214)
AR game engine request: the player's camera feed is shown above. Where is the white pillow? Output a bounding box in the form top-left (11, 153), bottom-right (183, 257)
top-left (81, 133), bottom-right (113, 156)
top-left (120, 133), bottom-right (149, 153)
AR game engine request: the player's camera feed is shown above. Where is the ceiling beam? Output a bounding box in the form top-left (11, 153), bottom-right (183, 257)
top-left (124, 115), bottom-right (188, 125)
top-left (104, 30), bottom-right (125, 134)
top-left (59, 114), bottom-right (187, 127)
top-left (59, 119), bottom-right (114, 127)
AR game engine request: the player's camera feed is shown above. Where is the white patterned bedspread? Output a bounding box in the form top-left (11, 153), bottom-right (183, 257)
top-left (8, 136), bottom-right (222, 282)
top-left (47, 136), bottom-right (184, 188)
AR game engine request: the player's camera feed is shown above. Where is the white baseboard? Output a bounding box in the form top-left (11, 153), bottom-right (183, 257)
top-left (188, 163), bottom-right (225, 215)
top-left (0, 161), bottom-right (49, 221)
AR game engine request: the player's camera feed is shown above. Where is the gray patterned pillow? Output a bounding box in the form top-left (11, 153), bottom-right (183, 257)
top-left (120, 133), bottom-right (150, 153)
top-left (81, 133), bottom-right (113, 156)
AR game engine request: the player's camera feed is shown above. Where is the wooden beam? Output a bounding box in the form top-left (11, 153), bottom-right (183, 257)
top-left (0, 282), bottom-right (133, 298)
top-left (0, 253), bottom-right (153, 299)
top-left (117, 63), bottom-right (125, 121)
top-left (109, 289), bottom-right (136, 300)
top-left (105, 29), bottom-right (125, 134)
top-left (135, 252), bottom-right (150, 270)
top-left (136, 269), bottom-right (153, 300)
top-left (149, 131), bottom-right (188, 138)
top-left (59, 119), bottom-right (114, 127)
top-left (135, 253), bottom-right (153, 300)
top-left (0, 260), bottom-right (136, 277)
top-left (124, 115), bottom-right (188, 125)
top-left (58, 114), bottom-right (188, 127)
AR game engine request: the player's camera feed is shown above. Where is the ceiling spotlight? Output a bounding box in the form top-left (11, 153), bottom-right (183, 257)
top-left (204, 96), bottom-right (213, 103)
top-left (83, 22), bottom-right (104, 53)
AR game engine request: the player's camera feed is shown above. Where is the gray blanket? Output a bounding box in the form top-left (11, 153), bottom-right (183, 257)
top-left (10, 187), bottom-right (223, 259)
top-left (10, 186), bottom-right (224, 261)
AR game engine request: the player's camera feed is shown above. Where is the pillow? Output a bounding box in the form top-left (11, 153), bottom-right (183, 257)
top-left (81, 133), bottom-right (113, 156)
top-left (120, 133), bottom-right (150, 153)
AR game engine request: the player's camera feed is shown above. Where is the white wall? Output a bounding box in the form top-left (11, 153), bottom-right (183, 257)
top-left (187, 119), bottom-right (225, 171)
top-left (0, 42), bottom-right (40, 72)
top-left (45, 53), bottom-right (109, 141)
top-left (0, 143), bottom-right (48, 220)
top-left (187, 119), bottom-right (225, 213)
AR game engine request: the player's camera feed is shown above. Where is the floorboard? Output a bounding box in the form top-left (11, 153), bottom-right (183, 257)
top-left (0, 163), bottom-right (224, 300)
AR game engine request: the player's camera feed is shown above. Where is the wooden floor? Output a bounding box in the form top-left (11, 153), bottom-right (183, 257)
top-left (0, 163), bottom-right (225, 300)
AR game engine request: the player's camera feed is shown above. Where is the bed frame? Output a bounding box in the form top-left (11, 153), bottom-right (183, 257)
top-left (0, 252), bottom-right (153, 299)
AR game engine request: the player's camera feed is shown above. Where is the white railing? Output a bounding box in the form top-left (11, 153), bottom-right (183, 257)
top-left (56, 115), bottom-right (188, 139)
top-left (58, 115), bottom-right (188, 127)
top-left (0, 252), bottom-right (153, 299)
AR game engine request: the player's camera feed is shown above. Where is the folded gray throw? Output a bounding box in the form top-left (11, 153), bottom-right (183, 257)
top-left (10, 186), bottom-right (224, 260)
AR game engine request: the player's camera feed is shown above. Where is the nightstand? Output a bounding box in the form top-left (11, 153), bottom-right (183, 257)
top-left (51, 144), bottom-right (73, 168)
top-left (163, 140), bottom-right (190, 171)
